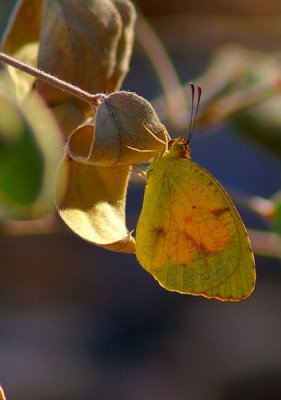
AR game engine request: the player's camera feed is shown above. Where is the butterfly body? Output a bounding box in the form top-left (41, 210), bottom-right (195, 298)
top-left (136, 138), bottom-right (256, 301)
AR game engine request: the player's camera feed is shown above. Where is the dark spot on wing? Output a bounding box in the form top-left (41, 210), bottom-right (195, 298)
top-left (210, 207), bottom-right (229, 216)
top-left (183, 231), bottom-right (211, 254)
top-left (152, 227), bottom-right (166, 238)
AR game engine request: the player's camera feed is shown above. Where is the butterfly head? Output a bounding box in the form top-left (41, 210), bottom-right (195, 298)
top-left (166, 83), bottom-right (201, 160)
top-left (168, 137), bottom-right (191, 159)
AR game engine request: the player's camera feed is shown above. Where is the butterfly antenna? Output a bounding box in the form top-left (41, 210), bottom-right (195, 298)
top-left (187, 82), bottom-right (202, 143)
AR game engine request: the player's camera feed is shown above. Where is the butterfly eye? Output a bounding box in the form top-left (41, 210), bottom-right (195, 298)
top-left (168, 139), bottom-right (175, 149)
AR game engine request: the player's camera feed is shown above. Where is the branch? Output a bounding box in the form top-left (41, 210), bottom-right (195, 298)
top-left (135, 11), bottom-right (189, 127)
top-left (0, 52), bottom-right (105, 107)
top-left (197, 78), bottom-right (281, 129)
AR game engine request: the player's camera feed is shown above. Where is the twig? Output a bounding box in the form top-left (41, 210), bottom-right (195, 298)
top-left (197, 78), bottom-right (281, 129)
top-left (0, 387), bottom-right (6, 400)
top-left (0, 52), bottom-right (105, 107)
top-left (136, 11), bottom-right (189, 127)
top-left (151, 71), bottom-right (281, 131)
top-left (0, 216), bottom-right (67, 237)
top-left (248, 229), bottom-right (281, 259)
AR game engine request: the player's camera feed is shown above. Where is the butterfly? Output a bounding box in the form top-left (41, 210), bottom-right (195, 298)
top-left (136, 84), bottom-right (256, 301)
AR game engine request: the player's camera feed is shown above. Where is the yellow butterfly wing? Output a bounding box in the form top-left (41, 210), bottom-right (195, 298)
top-left (136, 140), bottom-right (256, 301)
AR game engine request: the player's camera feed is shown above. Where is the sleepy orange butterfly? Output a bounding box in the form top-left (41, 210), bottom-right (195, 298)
top-left (136, 84), bottom-right (256, 301)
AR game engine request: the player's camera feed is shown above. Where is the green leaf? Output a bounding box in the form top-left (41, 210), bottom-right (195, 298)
top-left (273, 200), bottom-right (281, 237)
top-left (0, 88), bottom-right (63, 219)
top-left (196, 45), bottom-right (281, 159)
top-left (0, 95), bottom-right (43, 206)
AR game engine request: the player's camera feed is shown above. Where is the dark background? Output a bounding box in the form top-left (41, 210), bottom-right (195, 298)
top-left (0, 1), bottom-right (281, 399)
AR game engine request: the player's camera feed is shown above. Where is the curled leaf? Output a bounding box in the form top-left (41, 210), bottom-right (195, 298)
top-left (55, 155), bottom-right (135, 253)
top-left (68, 91), bottom-right (169, 166)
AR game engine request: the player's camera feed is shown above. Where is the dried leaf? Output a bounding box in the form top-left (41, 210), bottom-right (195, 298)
top-left (36, 0), bottom-right (123, 109)
top-left (6, 42), bottom-right (39, 102)
top-left (1, 0), bottom-right (42, 54)
top-left (108, 0), bottom-right (136, 91)
top-left (50, 102), bottom-right (86, 139)
top-left (68, 91), bottom-right (169, 166)
top-left (1, 1), bottom-right (41, 101)
top-left (55, 155), bottom-right (135, 253)
top-left (67, 122), bottom-right (94, 163)
top-left (0, 67), bottom-right (16, 98)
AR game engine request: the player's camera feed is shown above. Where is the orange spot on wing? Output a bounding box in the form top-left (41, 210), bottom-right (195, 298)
top-left (183, 231), bottom-right (210, 254)
top-left (183, 207), bottom-right (232, 255)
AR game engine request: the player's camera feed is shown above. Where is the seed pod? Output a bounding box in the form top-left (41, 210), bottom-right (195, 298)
top-left (67, 91), bottom-right (169, 166)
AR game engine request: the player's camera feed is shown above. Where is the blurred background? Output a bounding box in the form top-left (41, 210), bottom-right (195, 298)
top-left (0, 1), bottom-right (281, 399)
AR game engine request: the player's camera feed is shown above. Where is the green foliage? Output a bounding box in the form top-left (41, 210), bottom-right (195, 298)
top-left (274, 199), bottom-right (281, 237)
top-left (0, 96), bottom-right (43, 207)
top-left (197, 45), bottom-right (281, 160)
top-left (0, 68), bottom-right (62, 219)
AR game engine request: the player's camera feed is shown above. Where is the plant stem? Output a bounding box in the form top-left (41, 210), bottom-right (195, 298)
top-left (136, 10), bottom-right (189, 127)
top-left (0, 52), bottom-right (105, 106)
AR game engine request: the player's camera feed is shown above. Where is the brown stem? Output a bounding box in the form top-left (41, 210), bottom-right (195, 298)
top-left (0, 52), bottom-right (105, 107)
top-left (0, 387), bottom-right (6, 400)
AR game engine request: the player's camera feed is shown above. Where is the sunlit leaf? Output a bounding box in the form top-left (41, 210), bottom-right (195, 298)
top-left (55, 155), bottom-right (135, 253)
top-left (5, 42), bottom-right (39, 101)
